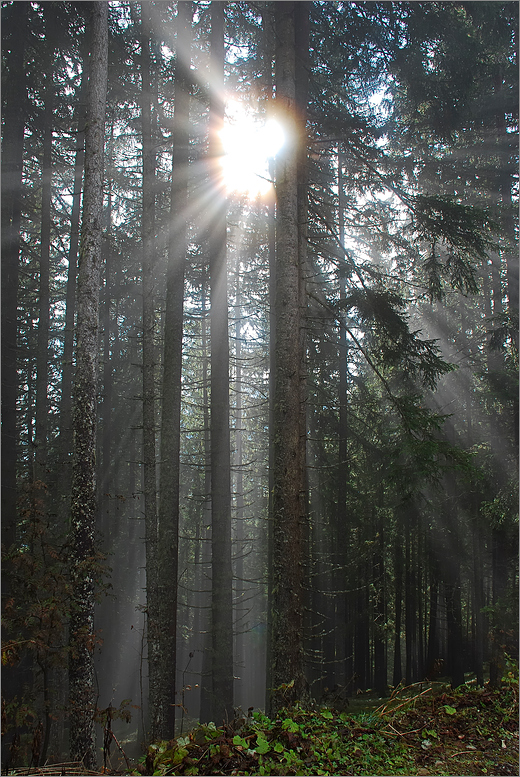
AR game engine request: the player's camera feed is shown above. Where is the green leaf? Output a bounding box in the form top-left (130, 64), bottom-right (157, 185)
top-left (233, 735), bottom-right (248, 748)
top-left (274, 741), bottom-right (284, 753)
top-left (255, 735), bottom-right (271, 754)
top-left (170, 747), bottom-right (188, 765)
top-left (321, 709), bottom-right (334, 719)
top-left (444, 704), bottom-right (457, 715)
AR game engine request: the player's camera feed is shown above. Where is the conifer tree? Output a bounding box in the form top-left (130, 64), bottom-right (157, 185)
top-left (68, 2), bottom-right (108, 766)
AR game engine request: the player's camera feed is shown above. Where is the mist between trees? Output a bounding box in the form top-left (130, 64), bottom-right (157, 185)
top-left (1, 0), bottom-right (518, 771)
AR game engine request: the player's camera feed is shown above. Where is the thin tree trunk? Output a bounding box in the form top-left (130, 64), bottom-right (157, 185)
top-left (139, 1), bottom-right (161, 739)
top-left (1, 0), bottom-right (29, 551)
top-left (393, 536), bottom-right (403, 686)
top-left (426, 553), bottom-right (439, 677)
top-left (68, 4), bottom-right (108, 767)
top-left (405, 510), bottom-right (417, 684)
top-left (199, 269), bottom-right (213, 723)
top-left (445, 569), bottom-right (465, 688)
top-left (208, 1), bottom-right (234, 724)
top-left (373, 522), bottom-right (387, 696)
top-left (34, 36), bottom-right (54, 485)
top-left (58, 62), bottom-right (87, 527)
top-left (262, 2), bottom-right (276, 712)
top-left (489, 526), bottom-right (509, 686)
top-left (472, 520), bottom-right (484, 686)
top-left (233, 256), bottom-right (246, 709)
top-left (335, 150), bottom-right (349, 689)
top-left (99, 115), bottom-right (114, 542)
top-left (156, 0), bottom-right (193, 738)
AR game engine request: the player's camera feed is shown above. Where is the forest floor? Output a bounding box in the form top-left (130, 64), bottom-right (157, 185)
top-left (129, 668), bottom-right (518, 777)
top-left (8, 674), bottom-right (517, 777)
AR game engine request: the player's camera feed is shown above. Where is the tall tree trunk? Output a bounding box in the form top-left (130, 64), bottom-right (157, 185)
top-left (269, 0), bottom-right (309, 714)
top-left (404, 509), bottom-right (418, 684)
top-left (426, 552), bottom-right (440, 677)
top-left (198, 269), bottom-right (213, 724)
top-left (208, 1), bottom-right (234, 724)
top-left (373, 522), bottom-right (387, 696)
top-left (58, 61), bottom-right (87, 527)
top-left (68, 4), bottom-right (108, 767)
top-left (139, 1), bottom-right (160, 739)
top-left (489, 526), bottom-right (510, 686)
top-left (336, 149), bottom-right (349, 687)
top-left (445, 569), bottom-right (464, 688)
top-left (156, 0), bottom-right (193, 738)
top-left (471, 519), bottom-right (484, 686)
top-left (262, 2), bottom-right (276, 712)
top-left (1, 0), bottom-right (28, 551)
top-left (99, 116), bottom-right (114, 541)
top-left (34, 38), bottom-right (54, 485)
top-left (233, 256), bottom-right (246, 709)
top-left (393, 536), bottom-right (403, 686)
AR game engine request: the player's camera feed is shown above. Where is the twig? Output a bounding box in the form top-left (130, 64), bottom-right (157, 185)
top-left (383, 722), bottom-right (424, 737)
top-left (106, 730), bottom-right (131, 771)
top-left (377, 686), bottom-right (433, 716)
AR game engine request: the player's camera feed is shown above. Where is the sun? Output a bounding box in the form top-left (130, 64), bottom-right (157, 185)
top-left (219, 101), bottom-right (285, 198)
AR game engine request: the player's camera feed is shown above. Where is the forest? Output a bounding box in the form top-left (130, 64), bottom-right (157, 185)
top-left (1, 0), bottom-right (518, 773)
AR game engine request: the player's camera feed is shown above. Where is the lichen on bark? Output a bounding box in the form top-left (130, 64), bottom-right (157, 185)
top-left (68, 2), bottom-right (108, 768)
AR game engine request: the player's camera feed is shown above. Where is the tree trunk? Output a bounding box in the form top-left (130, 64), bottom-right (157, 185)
top-left (155, 0), bottom-right (193, 738)
top-left (269, 0), bottom-right (309, 714)
top-left (208, 1), bottom-right (234, 724)
top-left (404, 510), bottom-right (418, 684)
top-left (58, 60), bottom-right (87, 527)
top-left (199, 269), bottom-right (213, 724)
top-left (445, 570), bottom-right (465, 688)
top-left (233, 256), bottom-right (246, 710)
top-left (68, 3), bottom-right (108, 767)
top-left (139, 2), bottom-right (161, 739)
top-left (489, 526), bottom-right (509, 686)
top-left (472, 520), bottom-right (484, 686)
top-left (99, 118), bottom-right (114, 541)
top-left (373, 525), bottom-right (387, 696)
top-left (262, 2), bottom-right (276, 712)
top-left (426, 558), bottom-right (439, 677)
top-left (393, 537), bottom-right (403, 686)
top-left (1, 0), bottom-right (28, 551)
top-left (34, 35), bottom-right (54, 485)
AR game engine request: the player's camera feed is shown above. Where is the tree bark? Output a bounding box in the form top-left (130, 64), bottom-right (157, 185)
top-left (208, 0), bottom-right (234, 724)
top-left (1, 0), bottom-right (29, 551)
top-left (68, 3), bottom-right (108, 767)
top-left (262, 2), bottom-right (276, 712)
top-left (58, 58), bottom-right (87, 527)
top-left (269, 0), bottom-right (308, 714)
top-left (233, 253), bottom-right (248, 709)
top-left (155, 0), bottom-right (193, 738)
top-left (393, 537), bottom-right (403, 686)
top-left (198, 269), bottom-right (213, 724)
top-left (139, 1), bottom-right (160, 739)
top-left (34, 47), bottom-right (54, 485)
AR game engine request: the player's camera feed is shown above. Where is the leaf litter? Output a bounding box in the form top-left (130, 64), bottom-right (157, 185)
top-left (131, 670), bottom-right (518, 776)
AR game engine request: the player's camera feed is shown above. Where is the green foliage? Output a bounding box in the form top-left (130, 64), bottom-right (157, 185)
top-left (342, 286), bottom-right (453, 388)
top-left (133, 682), bottom-right (519, 775)
top-left (2, 481), bottom-right (71, 671)
top-left (414, 195), bottom-right (498, 300)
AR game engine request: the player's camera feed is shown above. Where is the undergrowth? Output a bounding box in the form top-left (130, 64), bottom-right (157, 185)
top-left (132, 665), bottom-right (518, 776)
